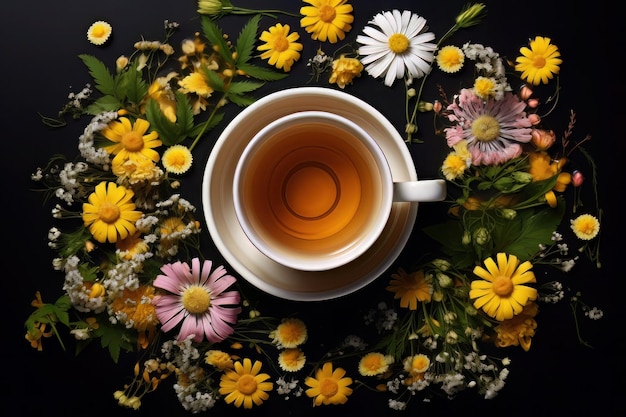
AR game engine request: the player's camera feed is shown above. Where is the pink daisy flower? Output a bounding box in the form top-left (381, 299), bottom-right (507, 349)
top-left (152, 258), bottom-right (241, 343)
top-left (444, 88), bottom-right (532, 165)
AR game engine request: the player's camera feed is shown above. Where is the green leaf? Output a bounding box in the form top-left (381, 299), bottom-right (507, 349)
top-left (227, 80), bottom-right (265, 95)
top-left (189, 112), bottom-right (224, 138)
top-left (145, 93), bottom-right (197, 146)
top-left (118, 64), bottom-right (148, 105)
top-left (94, 323), bottom-right (135, 363)
top-left (78, 54), bottom-right (116, 95)
top-left (238, 62), bottom-right (289, 81)
top-left (201, 16), bottom-right (234, 65)
top-left (204, 67), bottom-right (226, 92)
top-left (493, 201), bottom-right (565, 260)
top-left (234, 14), bottom-right (260, 66)
top-left (83, 95), bottom-right (123, 115)
top-left (422, 220), bottom-right (476, 269)
top-left (226, 93), bottom-right (257, 107)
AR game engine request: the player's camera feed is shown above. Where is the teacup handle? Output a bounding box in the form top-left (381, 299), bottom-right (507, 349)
top-left (393, 179), bottom-right (447, 202)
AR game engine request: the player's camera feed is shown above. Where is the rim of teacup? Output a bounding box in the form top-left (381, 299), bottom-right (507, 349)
top-left (232, 110), bottom-right (394, 271)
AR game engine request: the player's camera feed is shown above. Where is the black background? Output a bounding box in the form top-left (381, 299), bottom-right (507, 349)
top-left (5, 1), bottom-right (621, 416)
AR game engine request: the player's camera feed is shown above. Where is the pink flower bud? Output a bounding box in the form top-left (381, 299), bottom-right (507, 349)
top-left (433, 100), bottom-right (443, 113)
top-left (531, 129), bottom-right (556, 150)
top-left (519, 84), bottom-right (533, 100)
top-left (528, 113), bottom-right (541, 125)
top-left (572, 170), bottom-right (584, 187)
top-left (527, 98), bottom-right (540, 108)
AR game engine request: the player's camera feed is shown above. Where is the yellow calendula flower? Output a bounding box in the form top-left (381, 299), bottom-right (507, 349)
top-left (358, 352), bottom-right (393, 376)
top-left (470, 253), bottom-right (537, 321)
top-left (277, 348), bottom-right (306, 372)
top-left (87, 20), bottom-right (112, 45)
top-left (300, 0), bottom-right (354, 43)
top-left (328, 54), bottom-right (363, 88)
top-left (271, 317), bottom-right (307, 348)
top-left (436, 45), bottom-right (464, 73)
top-left (386, 267), bottom-right (433, 310)
top-left (205, 350), bottom-right (234, 371)
top-left (304, 362), bottom-right (353, 405)
top-left (219, 358), bottom-right (273, 408)
top-left (162, 145), bottom-right (193, 174)
top-left (257, 23), bottom-right (303, 72)
top-left (82, 181), bottom-right (142, 243)
top-left (473, 76), bottom-right (497, 99)
top-left (514, 36), bottom-right (562, 86)
top-left (570, 214), bottom-right (600, 240)
top-left (494, 302), bottom-right (538, 351)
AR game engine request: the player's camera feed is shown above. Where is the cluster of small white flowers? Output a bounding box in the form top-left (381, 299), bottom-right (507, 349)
top-left (67, 83), bottom-right (93, 110)
top-left (104, 258), bottom-right (141, 298)
top-left (47, 227), bottom-right (61, 249)
top-left (463, 351), bottom-right (496, 373)
top-left (62, 255), bottom-right (107, 313)
top-left (341, 334), bottom-right (368, 350)
top-left (462, 42), bottom-right (511, 100)
top-left (363, 301), bottom-right (398, 332)
top-left (275, 377), bottom-right (303, 399)
top-left (483, 367), bottom-right (509, 399)
top-left (161, 336), bottom-right (201, 372)
top-left (388, 399), bottom-right (407, 410)
top-left (173, 386), bottom-right (216, 414)
top-left (69, 327), bottom-right (93, 340)
top-left (438, 373), bottom-right (465, 396)
top-left (54, 161), bottom-right (90, 205)
top-left (78, 111), bottom-right (118, 167)
top-left (538, 281), bottom-right (565, 303)
top-left (585, 307), bottom-right (604, 320)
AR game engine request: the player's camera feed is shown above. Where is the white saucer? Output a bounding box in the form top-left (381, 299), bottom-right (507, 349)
top-left (202, 87), bottom-right (418, 301)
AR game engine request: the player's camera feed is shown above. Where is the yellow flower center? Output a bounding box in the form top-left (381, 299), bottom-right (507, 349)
top-left (98, 201), bottom-right (121, 223)
top-left (532, 55), bottom-right (546, 69)
top-left (319, 5), bottom-right (337, 22)
top-left (492, 275), bottom-right (514, 297)
top-left (181, 286), bottom-right (211, 314)
top-left (388, 33), bottom-right (409, 54)
top-left (237, 374), bottom-right (258, 395)
top-left (92, 25), bottom-right (107, 38)
top-left (319, 378), bottom-right (339, 397)
top-left (272, 35), bottom-right (289, 52)
top-left (471, 115), bottom-right (500, 142)
top-left (121, 131), bottom-right (145, 152)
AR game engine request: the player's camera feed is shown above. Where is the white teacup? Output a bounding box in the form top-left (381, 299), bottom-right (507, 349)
top-left (233, 111), bottom-right (446, 271)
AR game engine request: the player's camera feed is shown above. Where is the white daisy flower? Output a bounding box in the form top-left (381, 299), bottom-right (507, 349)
top-left (356, 10), bottom-right (437, 86)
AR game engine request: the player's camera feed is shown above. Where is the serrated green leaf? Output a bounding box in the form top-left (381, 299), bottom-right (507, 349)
top-left (146, 99), bottom-right (180, 146)
top-left (174, 91), bottom-right (195, 134)
top-left (204, 68), bottom-right (226, 92)
top-left (190, 112), bottom-right (224, 139)
top-left (235, 15), bottom-right (260, 66)
top-left (119, 64), bottom-right (148, 105)
top-left (78, 54), bottom-right (116, 95)
top-left (84, 95), bottom-right (124, 115)
top-left (228, 80), bottom-right (265, 95)
top-left (95, 323), bottom-right (135, 363)
top-left (238, 62), bottom-right (289, 81)
top-left (201, 16), bottom-right (234, 65)
top-left (422, 220), bottom-right (475, 269)
top-left (227, 93), bottom-right (256, 107)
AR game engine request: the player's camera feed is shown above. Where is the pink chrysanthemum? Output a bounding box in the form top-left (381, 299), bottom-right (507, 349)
top-left (152, 258), bottom-right (241, 343)
top-left (444, 88), bottom-right (533, 166)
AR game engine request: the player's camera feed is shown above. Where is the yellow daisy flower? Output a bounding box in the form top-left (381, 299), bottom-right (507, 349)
top-left (358, 352), bottom-right (393, 376)
top-left (570, 214), bottom-right (600, 240)
top-left (178, 70), bottom-right (214, 98)
top-left (514, 36), bottom-right (562, 86)
top-left (469, 253), bottom-right (538, 321)
top-left (257, 23), bottom-right (303, 72)
top-left (87, 21), bottom-right (112, 46)
top-left (82, 181), bottom-right (142, 243)
top-left (162, 145), bottom-right (193, 174)
top-left (101, 117), bottom-right (162, 169)
top-left (271, 317), bottom-right (308, 348)
top-left (473, 76), bottom-right (497, 99)
top-left (304, 362), bottom-right (353, 405)
top-left (115, 232), bottom-right (149, 260)
top-left (436, 45), bottom-right (464, 73)
top-left (300, 0), bottom-right (354, 43)
top-left (386, 267), bottom-right (433, 310)
top-left (219, 358), bottom-right (273, 408)
top-left (277, 348), bottom-right (306, 372)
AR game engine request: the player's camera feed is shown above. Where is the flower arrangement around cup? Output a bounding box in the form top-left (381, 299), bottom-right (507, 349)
top-left (26, 0), bottom-right (603, 412)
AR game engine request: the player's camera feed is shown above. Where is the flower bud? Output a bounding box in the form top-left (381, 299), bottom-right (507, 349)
top-left (462, 231), bottom-right (472, 245)
top-left (519, 84), bottom-right (533, 100)
top-left (116, 55), bottom-right (129, 72)
top-left (528, 113), bottom-right (541, 125)
top-left (437, 273), bottom-right (453, 288)
top-left (433, 100), bottom-right (443, 113)
top-left (501, 208), bottom-right (517, 220)
top-left (531, 128), bottom-right (556, 150)
top-left (527, 98), bottom-right (540, 108)
top-left (455, 3), bottom-right (487, 28)
top-left (572, 170), bottom-right (584, 187)
top-left (418, 101), bottom-right (433, 112)
top-left (473, 227), bottom-right (490, 245)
